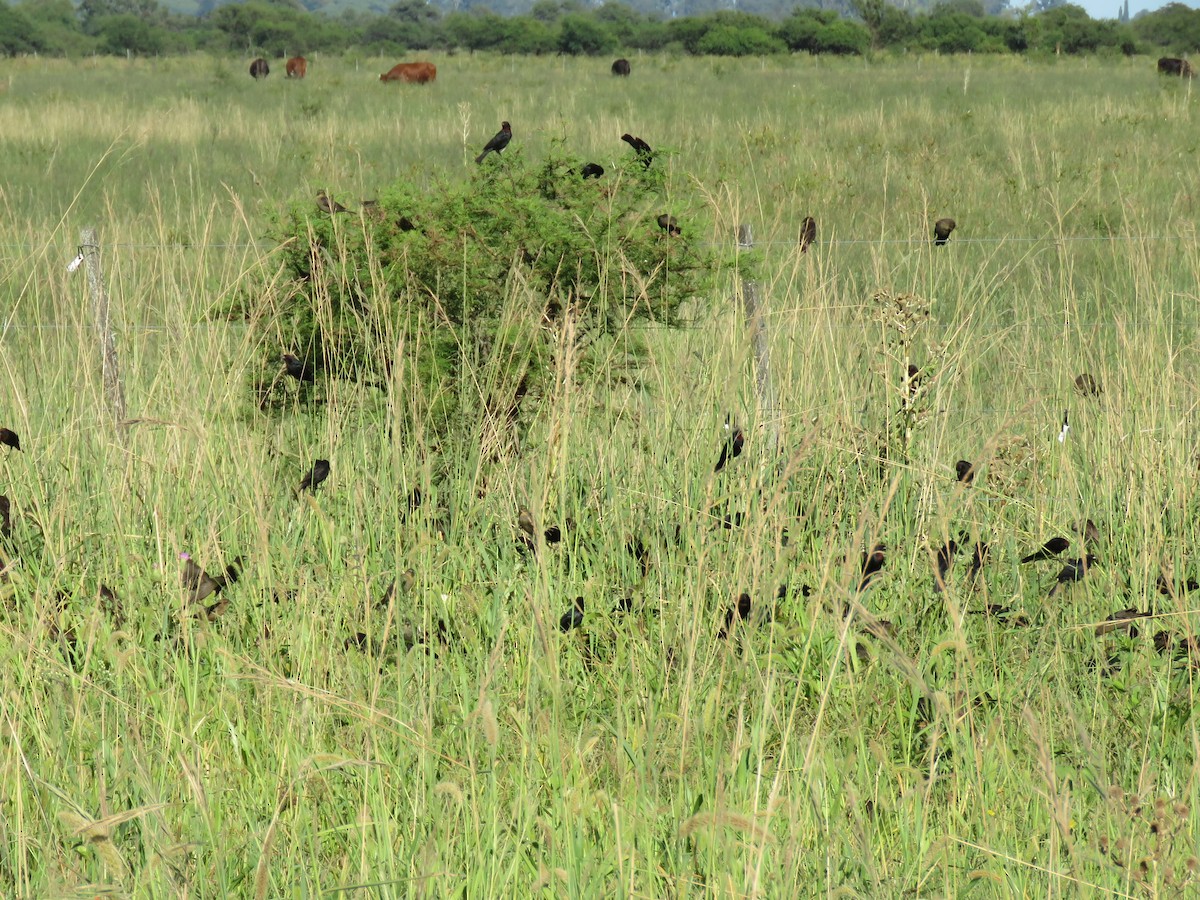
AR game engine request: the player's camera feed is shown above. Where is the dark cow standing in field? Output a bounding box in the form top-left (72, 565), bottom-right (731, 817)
top-left (249, 58), bottom-right (269, 80)
top-left (380, 62), bottom-right (437, 84)
top-left (1158, 57), bottom-right (1194, 77)
top-left (612, 58), bottom-right (631, 76)
top-left (286, 56), bottom-right (307, 79)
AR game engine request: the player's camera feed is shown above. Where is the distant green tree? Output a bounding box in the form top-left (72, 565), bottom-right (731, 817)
top-left (1131, 2), bottom-right (1200, 53)
top-left (778, 9), bottom-right (869, 54)
top-left (16, 0), bottom-right (91, 54)
top-left (97, 13), bottom-right (166, 53)
top-left (78, 0), bottom-right (165, 34)
top-left (695, 23), bottom-right (786, 54)
top-left (0, 2), bottom-right (41, 54)
top-left (558, 13), bottom-right (615, 53)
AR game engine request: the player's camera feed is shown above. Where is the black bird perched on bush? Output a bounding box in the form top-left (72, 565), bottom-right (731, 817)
top-left (657, 214), bottom-right (681, 236)
top-left (800, 216), bottom-right (817, 253)
top-left (0, 428), bottom-right (20, 451)
top-left (475, 121), bottom-right (512, 163)
top-left (1021, 536), bottom-right (1070, 564)
top-left (621, 133), bottom-right (653, 167)
top-left (933, 217), bottom-right (956, 246)
top-left (714, 419), bottom-right (744, 472)
top-left (282, 353), bottom-right (315, 383)
top-left (580, 162), bottom-right (604, 179)
top-left (299, 459), bottom-right (331, 492)
top-left (316, 190), bottom-right (349, 214)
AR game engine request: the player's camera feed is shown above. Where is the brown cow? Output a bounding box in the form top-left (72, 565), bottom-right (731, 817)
top-left (1158, 57), bottom-right (1194, 77)
top-left (380, 62), bottom-right (437, 84)
top-left (249, 58), bottom-right (269, 80)
top-left (286, 56), bottom-right (307, 79)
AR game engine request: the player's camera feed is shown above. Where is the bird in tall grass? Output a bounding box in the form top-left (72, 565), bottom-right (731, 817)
top-left (0, 428), bottom-right (20, 451)
top-left (560, 596), bottom-right (585, 632)
top-left (800, 216), bottom-right (817, 253)
top-left (580, 162), bottom-right (604, 179)
top-left (1075, 373), bottom-right (1102, 397)
top-left (181, 553), bottom-right (242, 607)
top-left (282, 353), bottom-right (315, 383)
top-left (933, 217), bottom-right (956, 246)
top-left (1048, 554), bottom-right (1096, 597)
top-left (299, 459), bottom-right (330, 492)
top-left (859, 543), bottom-right (886, 592)
top-left (1020, 536), bottom-right (1070, 564)
top-left (955, 460), bottom-right (975, 484)
top-left (714, 419), bottom-right (744, 472)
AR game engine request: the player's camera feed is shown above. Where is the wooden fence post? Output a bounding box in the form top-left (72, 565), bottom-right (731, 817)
top-left (79, 227), bottom-right (128, 444)
top-left (737, 224), bottom-right (778, 456)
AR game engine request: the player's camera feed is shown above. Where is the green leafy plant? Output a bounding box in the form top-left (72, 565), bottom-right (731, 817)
top-left (254, 144), bottom-right (712, 443)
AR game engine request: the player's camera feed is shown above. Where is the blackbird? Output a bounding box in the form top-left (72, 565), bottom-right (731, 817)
top-left (859, 543), bottom-right (886, 592)
top-left (1048, 554), bottom-right (1096, 597)
top-left (965, 537), bottom-right (990, 584)
top-left (714, 421), bottom-right (744, 472)
top-left (580, 162), bottom-right (604, 179)
top-left (1095, 608), bottom-right (1151, 638)
top-left (0, 428), bottom-right (20, 451)
top-left (800, 216), bottom-right (816, 253)
top-left (718, 593), bottom-right (753, 639)
top-left (317, 190), bottom-right (349, 214)
top-left (621, 133), bottom-right (653, 167)
top-left (181, 554), bottom-right (242, 606)
top-left (282, 353), bottom-right (315, 383)
top-left (299, 459), bottom-right (331, 492)
top-left (475, 121), bottom-right (512, 163)
top-left (955, 460), bottom-right (975, 484)
top-left (1021, 536), bottom-right (1070, 563)
top-left (1074, 373), bottom-right (1102, 397)
top-left (657, 214), bottom-right (681, 236)
top-left (0, 494), bottom-right (9, 539)
top-left (935, 538), bottom-right (958, 592)
top-left (560, 596), bottom-right (585, 632)
top-left (933, 218), bottom-right (956, 246)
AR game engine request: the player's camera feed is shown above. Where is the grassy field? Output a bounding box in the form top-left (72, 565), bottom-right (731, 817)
top-left (3, 51), bottom-right (1200, 897)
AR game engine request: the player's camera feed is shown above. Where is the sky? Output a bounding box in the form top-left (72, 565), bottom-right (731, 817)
top-left (1075, 0), bottom-right (1200, 18)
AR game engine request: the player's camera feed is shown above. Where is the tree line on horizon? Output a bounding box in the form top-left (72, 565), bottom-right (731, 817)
top-left (3, 0), bottom-right (1200, 60)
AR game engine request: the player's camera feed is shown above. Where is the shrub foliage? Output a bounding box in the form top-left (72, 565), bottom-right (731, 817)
top-left (257, 146), bottom-right (711, 439)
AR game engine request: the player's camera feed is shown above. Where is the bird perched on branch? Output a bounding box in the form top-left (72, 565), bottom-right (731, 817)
top-left (475, 121), bottom-right (512, 163)
top-left (621, 133), bottom-right (653, 168)
top-left (317, 190), bottom-right (349, 214)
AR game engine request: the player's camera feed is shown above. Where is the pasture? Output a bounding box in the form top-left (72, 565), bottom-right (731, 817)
top-left (2, 50), bottom-right (1200, 896)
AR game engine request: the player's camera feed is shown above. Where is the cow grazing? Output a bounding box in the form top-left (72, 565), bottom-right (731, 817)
top-left (286, 56), bottom-right (307, 79)
top-left (380, 62), bottom-right (437, 84)
top-left (249, 58), bottom-right (270, 80)
top-left (611, 58), bottom-right (631, 76)
top-left (1158, 57), bottom-right (1194, 77)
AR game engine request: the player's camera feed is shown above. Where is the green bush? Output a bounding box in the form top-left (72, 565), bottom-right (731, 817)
top-left (695, 24), bottom-right (785, 56)
top-left (255, 147), bottom-right (713, 439)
